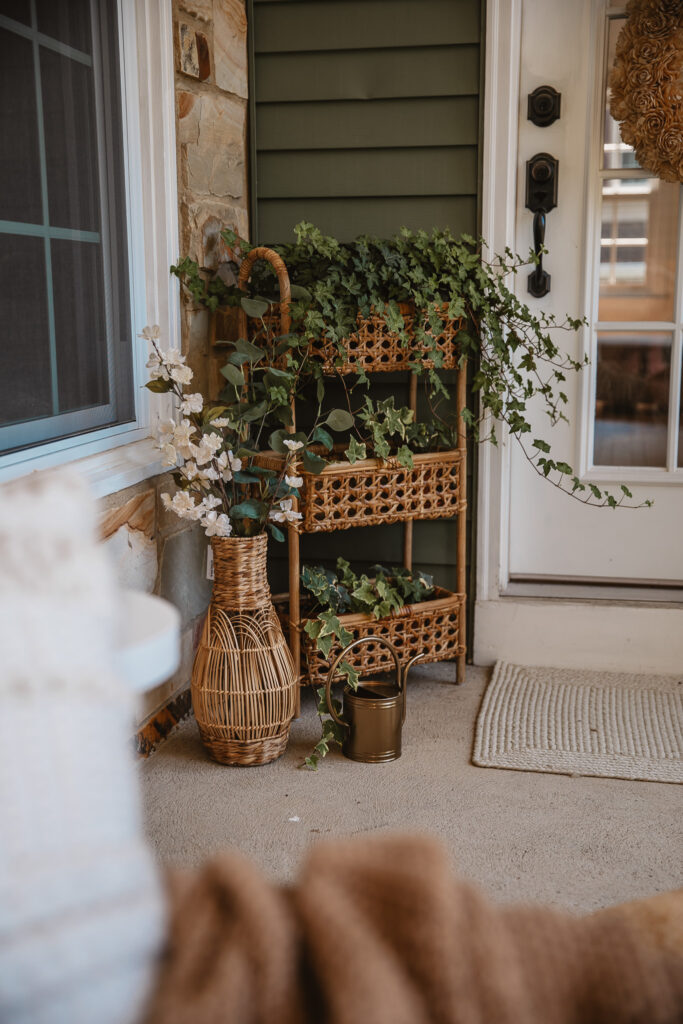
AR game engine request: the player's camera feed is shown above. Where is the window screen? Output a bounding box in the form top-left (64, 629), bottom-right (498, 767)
top-left (0, 0), bottom-right (133, 455)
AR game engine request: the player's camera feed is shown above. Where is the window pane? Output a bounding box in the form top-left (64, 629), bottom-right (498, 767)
top-left (0, 0), bottom-right (31, 26)
top-left (35, 0), bottom-right (92, 55)
top-left (603, 16), bottom-right (639, 171)
top-left (0, 235), bottom-right (53, 426)
top-left (598, 178), bottom-right (679, 322)
top-left (0, 29), bottom-right (43, 224)
top-left (41, 47), bottom-right (100, 232)
top-left (53, 239), bottom-right (108, 413)
top-left (594, 332), bottom-right (671, 467)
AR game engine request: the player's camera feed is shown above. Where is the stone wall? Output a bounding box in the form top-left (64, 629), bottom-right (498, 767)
top-left (97, 1), bottom-right (249, 739)
top-left (174, 0), bottom-right (249, 395)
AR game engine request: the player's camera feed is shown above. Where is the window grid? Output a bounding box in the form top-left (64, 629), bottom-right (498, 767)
top-left (0, 6), bottom-right (102, 420)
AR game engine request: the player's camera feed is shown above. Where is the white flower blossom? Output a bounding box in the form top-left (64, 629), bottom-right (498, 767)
top-left (283, 438), bottom-right (305, 452)
top-left (161, 443), bottom-right (177, 467)
top-left (200, 494), bottom-right (222, 512)
top-left (156, 418), bottom-right (175, 443)
top-left (202, 511), bottom-right (232, 537)
top-left (285, 474), bottom-right (303, 488)
top-left (180, 392), bottom-right (203, 415)
top-left (160, 491), bottom-right (202, 521)
top-left (172, 420), bottom-right (197, 459)
top-left (170, 364), bottom-right (193, 386)
top-left (211, 417), bottom-right (230, 428)
top-left (197, 465), bottom-right (219, 483)
top-left (269, 498), bottom-right (303, 524)
top-left (146, 351), bottom-right (170, 381)
top-left (195, 431), bottom-right (223, 466)
top-left (139, 325), bottom-right (161, 341)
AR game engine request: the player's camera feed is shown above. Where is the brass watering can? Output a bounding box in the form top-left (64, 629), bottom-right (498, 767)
top-left (325, 636), bottom-right (423, 763)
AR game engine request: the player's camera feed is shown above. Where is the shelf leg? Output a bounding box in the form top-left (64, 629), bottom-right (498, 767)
top-left (456, 357), bottom-right (468, 685)
top-left (288, 523), bottom-right (301, 717)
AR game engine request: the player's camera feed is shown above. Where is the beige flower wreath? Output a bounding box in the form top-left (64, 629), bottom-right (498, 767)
top-left (609, 0), bottom-right (683, 182)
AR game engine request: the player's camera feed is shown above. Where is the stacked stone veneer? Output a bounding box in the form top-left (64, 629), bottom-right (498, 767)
top-left (97, 1), bottom-right (249, 743)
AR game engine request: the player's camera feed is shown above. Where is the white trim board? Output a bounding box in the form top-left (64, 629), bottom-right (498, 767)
top-left (474, 598), bottom-right (683, 676)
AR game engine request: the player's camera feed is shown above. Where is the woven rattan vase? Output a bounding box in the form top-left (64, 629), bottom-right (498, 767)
top-left (191, 534), bottom-right (297, 766)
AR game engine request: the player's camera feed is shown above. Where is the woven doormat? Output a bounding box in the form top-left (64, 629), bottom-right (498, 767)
top-left (473, 662), bottom-right (683, 784)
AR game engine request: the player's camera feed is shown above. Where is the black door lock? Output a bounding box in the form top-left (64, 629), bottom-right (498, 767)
top-left (525, 153), bottom-right (559, 298)
top-left (528, 85), bottom-right (561, 127)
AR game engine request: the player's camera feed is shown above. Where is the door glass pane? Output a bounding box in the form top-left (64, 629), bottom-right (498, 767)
top-left (603, 16), bottom-right (639, 171)
top-left (598, 178), bottom-right (679, 322)
top-left (594, 331), bottom-right (671, 467)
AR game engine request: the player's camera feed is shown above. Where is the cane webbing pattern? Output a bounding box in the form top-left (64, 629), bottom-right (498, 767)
top-left (257, 449), bottom-right (465, 533)
top-left (249, 305), bottom-right (463, 375)
top-left (277, 588), bottom-right (464, 687)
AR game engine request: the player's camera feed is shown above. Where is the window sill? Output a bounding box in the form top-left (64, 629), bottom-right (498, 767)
top-left (0, 431), bottom-right (165, 498)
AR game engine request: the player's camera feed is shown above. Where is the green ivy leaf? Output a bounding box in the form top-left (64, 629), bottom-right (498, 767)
top-left (220, 362), bottom-right (245, 387)
top-left (325, 408), bottom-right (354, 432)
top-left (240, 297), bottom-right (271, 319)
top-left (345, 436), bottom-right (367, 464)
top-left (303, 449), bottom-right (328, 474)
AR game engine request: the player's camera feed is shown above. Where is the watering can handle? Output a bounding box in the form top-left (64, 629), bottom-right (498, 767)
top-left (324, 635), bottom-right (403, 727)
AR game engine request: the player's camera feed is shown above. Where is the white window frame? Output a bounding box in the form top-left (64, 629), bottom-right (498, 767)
top-left (0, 0), bottom-right (178, 497)
top-left (578, 0), bottom-right (683, 487)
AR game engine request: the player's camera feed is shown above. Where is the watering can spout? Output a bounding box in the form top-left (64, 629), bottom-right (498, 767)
top-left (400, 653), bottom-right (424, 724)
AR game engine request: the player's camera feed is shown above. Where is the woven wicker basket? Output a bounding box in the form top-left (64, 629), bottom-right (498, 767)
top-left (276, 587), bottom-right (465, 688)
top-left (256, 449), bottom-right (465, 533)
top-left (191, 534), bottom-right (297, 766)
top-left (248, 302), bottom-right (463, 375)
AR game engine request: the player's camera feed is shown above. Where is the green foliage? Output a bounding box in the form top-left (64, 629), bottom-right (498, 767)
top-left (301, 559), bottom-right (435, 768)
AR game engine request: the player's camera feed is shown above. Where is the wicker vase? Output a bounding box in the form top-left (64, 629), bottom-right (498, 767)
top-left (191, 534), bottom-right (297, 766)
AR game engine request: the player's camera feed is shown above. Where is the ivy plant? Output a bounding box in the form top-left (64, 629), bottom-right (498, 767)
top-left (301, 559), bottom-right (435, 769)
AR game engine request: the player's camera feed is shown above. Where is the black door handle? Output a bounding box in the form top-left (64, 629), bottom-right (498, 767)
top-left (525, 153), bottom-right (558, 299)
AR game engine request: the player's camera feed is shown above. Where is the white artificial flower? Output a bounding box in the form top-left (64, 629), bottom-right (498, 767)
top-left (269, 498), bottom-right (303, 524)
top-left (146, 351), bottom-right (169, 381)
top-left (173, 420), bottom-right (196, 459)
top-left (139, 325), bottom-right (161, 341)
top-left (200, 494), bottom-right (222, 512)
top-left (170, 364), bottom-right (193, 386)
top-left (161, 443), bottom-right (177, 467)
top-left (156, 418), bottom-right (175, 443)
top-left (285, 474), bottom-right (303, 488)
top-left (160, 491), bottom-right (202, 521)
top-left (228, 451), bottom-right (242, 473)
top-left (197, 465), bottom-right (219, 483)
top-left (211, 417), bottom-right (230, 428)
top-left (195, 431), bottom-right (223, 466)
top-left (283, 438), bottom-right (305, 451)
top-left (180, 393), bottom-right (203, 415)
top-left (163, 347), bottom-right (185, 367)
top-left (203, 511), bottom-right (232, 537)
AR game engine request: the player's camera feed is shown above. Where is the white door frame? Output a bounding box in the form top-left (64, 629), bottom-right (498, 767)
top-left (474, 0), bottom-right (683, 675)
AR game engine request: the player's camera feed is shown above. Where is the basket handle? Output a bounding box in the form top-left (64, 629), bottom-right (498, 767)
top-left (237, 246), bottom-right (291, 337)
top-left (324, 635), bottom-right (402, 727)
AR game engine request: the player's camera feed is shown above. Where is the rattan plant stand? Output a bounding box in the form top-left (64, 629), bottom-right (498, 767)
top-left (191, 534), bottom-right (297, 765)
top-left (218, 247), bottom-right (468, 713)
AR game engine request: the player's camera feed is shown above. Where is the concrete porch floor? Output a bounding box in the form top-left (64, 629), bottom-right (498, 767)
top-left (138, 663), bottom-right (682, 913)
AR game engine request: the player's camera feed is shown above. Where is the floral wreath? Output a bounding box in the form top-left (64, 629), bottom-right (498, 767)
top-left (609, 0), bottom-right (683, 183)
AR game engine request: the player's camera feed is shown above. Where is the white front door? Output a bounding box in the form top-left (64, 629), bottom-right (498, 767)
top-left (509, 0), bottom-right (683, 585)
top-left (474, 0), bottom-right (683, 672)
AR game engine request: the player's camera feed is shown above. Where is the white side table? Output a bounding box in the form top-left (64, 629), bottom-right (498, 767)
top-left (115, 590), bottom-right (181, 693)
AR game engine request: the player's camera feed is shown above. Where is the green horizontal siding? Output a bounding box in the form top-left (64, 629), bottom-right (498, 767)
top-left (253, 0), bottom-right (480, 52)
top-left (258, 148), bottom-right (478, 199)
top-left (254, 44), bottom-right (479, 102)
top-left (257, 96), bottom-right (479, 153)
top-left (257, 196), bottom-right (477, 246)
top-left (250, 0), bottom-right (482, 654)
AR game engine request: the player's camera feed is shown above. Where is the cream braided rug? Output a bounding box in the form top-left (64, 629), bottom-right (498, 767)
top-left (473, 662), bottom-right (683, 784)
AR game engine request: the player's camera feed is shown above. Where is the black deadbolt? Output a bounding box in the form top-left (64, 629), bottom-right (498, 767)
top-left (527, 85), bottom-right (561, 127)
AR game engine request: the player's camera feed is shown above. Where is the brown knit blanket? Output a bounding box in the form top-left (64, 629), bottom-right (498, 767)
top-left (144, 834), bottom-right (683, 1024)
